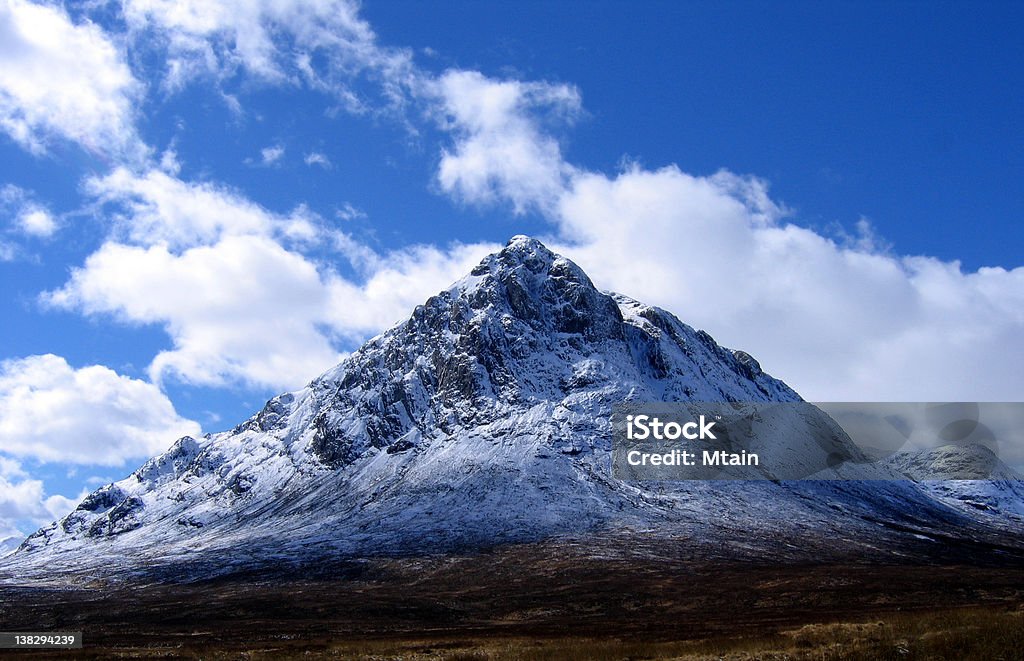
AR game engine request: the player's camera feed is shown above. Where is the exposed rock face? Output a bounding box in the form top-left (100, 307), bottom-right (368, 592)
top-left (4, 236), bottom-right (1022, 582)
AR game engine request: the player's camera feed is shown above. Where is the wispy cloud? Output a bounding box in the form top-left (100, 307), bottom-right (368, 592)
top-left (304, 151), bottom-right (331, 168)
top-left (335, 202), bottom-right (364, 221)
top-left (260, 144), bottom-right (285, 166)
top-left (121, 0), bottom-right (417, 115)
top-left (1, 184), bottom-right (56, 236)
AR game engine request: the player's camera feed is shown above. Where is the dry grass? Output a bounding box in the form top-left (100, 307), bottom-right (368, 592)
top-left (155, 604), bottom-right (1021, 660)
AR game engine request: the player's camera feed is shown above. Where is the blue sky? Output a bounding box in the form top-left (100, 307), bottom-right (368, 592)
top-left (0, 0), bottom-right (1021, 544)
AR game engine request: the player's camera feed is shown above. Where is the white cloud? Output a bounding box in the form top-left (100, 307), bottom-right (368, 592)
top-left (0, 455), bottom-right (88, 548)
top-left (47, 233), bottom-right (496, 390)
top-left (159, 146), bottom-right (182, 175)
top-left (43, 490), bottom-right (84, 520)
top-left (84, 167), bottom-right (316, 249)
top-left (0, 0), bottom-right (145, 160)
top-left (433, 70), bottom-right (580, 215)
top-left (49, 168), bottom-right (344, 388)
top-left (544, 166), bottom-right (1024, 400)
top-left (324, 239), bottom-right (499, 334)
top-left (48, 236), bottom-right (346, 388)
top-left (0, 456), bottom-right (25, 479)
top-left (260, 144), bottom-right (284, 165)
top-left (1, 183), bottom-right (58, 239)
top-left (0, 354), bottom-right (200, 465)
top-left (122, 0), bottom-right (416, 113)
top-left (17, 207), bottom-right (56, 237)
top-left (304, 151), bottom-right (331, 168)
top-left (335, 202), bottom-right (364, 221)
top-left (0, 472), bottom-right (51, 521)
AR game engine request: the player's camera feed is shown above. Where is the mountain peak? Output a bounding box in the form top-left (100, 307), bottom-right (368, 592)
top-left (505, 233), bottom-right (549, 251)
top-left (438, 235), bottom-right (615, 342)
top-left (466, 234), bottom-right (573, 278)
top-left (497, 234), bottom-right (560, 269)
top-left (7, 234), bottom-right (815, 577)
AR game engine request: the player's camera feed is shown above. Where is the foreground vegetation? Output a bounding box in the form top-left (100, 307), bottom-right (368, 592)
top-left (4, 553), bottom-right (1023, 659)
top-left (60, 604), bottom-right (1019, 660)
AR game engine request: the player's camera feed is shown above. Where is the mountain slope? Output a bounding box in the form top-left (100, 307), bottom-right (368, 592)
top-left (885, 445), bottom-right (1024, 533)
top-left (5, 236), bottom-right (1022, 583)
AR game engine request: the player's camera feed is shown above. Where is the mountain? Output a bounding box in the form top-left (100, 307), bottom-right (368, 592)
top-left (886, 444), bottom-right (1021, 481)
top-left (4, 236), bottom-right (1023, 584)
top-left (885, 445), bottom-right (1024, 533)
top-left (0, 535), bottom-right (22, 559)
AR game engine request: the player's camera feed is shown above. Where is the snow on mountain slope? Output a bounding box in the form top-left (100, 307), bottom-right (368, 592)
top-left (885, 445), bottom-right (1024, 531)
top-left (0, 535), bottom-right (22, 559)
top-left (886, 444), bottom-right (1020, 481)
top-left (4, 236), bottom-right (1022, 582)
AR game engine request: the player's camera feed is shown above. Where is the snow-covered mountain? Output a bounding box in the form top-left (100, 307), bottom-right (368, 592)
top-left (4, 236), bottom-right (1022, 583)
top-left (885, 445), bottom-right (1024, 533)
top-left (886, 444), bottom-right (1021, 481)
top-left (0, 535), bottom-right (22, 559)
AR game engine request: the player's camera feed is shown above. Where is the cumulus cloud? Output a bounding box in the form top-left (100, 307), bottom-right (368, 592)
top-left (47, 233), bottom-right (495, 389)
top-left (432, 70), bottom-right (580, 214)
top-left (48, 236), bottom-right (346, 389)
top-left (0, 354), bottom-right (200, 465)
top-left (47, 165), bottom-right (345, 387)
top-left (0, 474), bottom-right (50, 525)
top-left (324, 238), bottom-right (499, 334)
top-left (418, 76), bottom-right (1024, 401)
top-left (16, 207), bottom-right (55, 237)
top-left (0, 471), bottom-right (43, 523)
top-left (0, 473), bottom-right (83, 525)
top-left (0, 0), bottom-right (145, 159)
